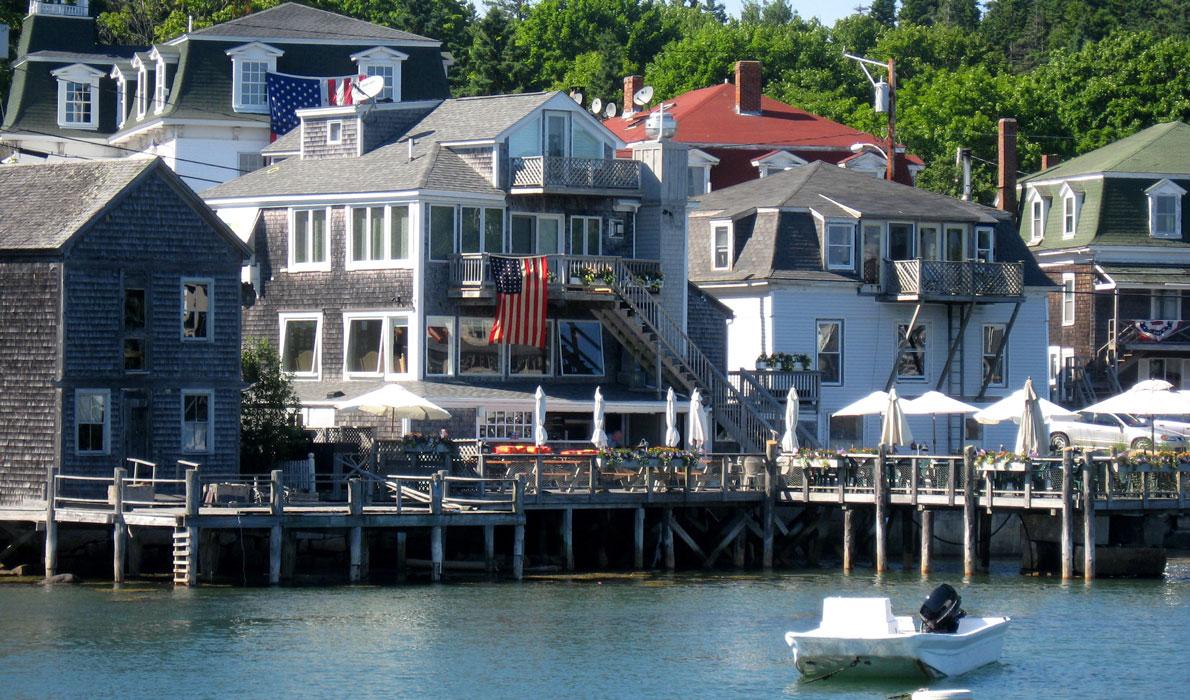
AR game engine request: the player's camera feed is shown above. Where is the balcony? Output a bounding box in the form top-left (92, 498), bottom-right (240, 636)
top-left (29, 1), bottom-right (89, 17)
top-left (448, 253), bottom-right (660, 301)
top-left (508, 156), bottom-right (641, 195)
top-left (881, 259), bottom-right (1023, 302)
top-left (1112, 318), bottom-right (1190, 352)
top-left (728, 369), bottom-right (822, 407)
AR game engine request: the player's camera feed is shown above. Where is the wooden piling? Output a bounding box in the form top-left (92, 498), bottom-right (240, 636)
top-left (919, 509), bottom-right (932, 575)
top-left (763, 441), bottom-right (777, 570)
top-left (512, 524), bottom-right (525, 581)
top-left (874, 444), bottom-right (888, 573)
top-left (1061, 447), bottom-right (1074, 580)
top-left (44, 465), bottom-right (57, 578)
top-left (184, 468), bottom-right (199, 586)
top-left (662, 508), bottom-right (675, 570)
top-left (113, 467), bottom-right (126, 584)
top-left (395, 531), bottom-right (407, 582)
top-left (842, 507), bottom-right (854, 572)
top-left (431, 526), bottom-right (444, 582)
top-left (962, 445), bottom-right (977, 577)
top-left (484, 525), bottom-right (496, 574)
top-left (561, 508), bottom-right (574, 571)
top-left (348, 478), bottom-right (363, 583)
top-left (901, 509), bottom-right (914, 570)
top-left (1082, 455), bottom-right (1096, 581)
top-left (270, 469), bottom-right (284, 585)
top-left (978, 511), bottom-right (992, 573)
top-left (732, 528), bottom-right (746, 568)
top-left (633, 507), bottom-right (645, 569)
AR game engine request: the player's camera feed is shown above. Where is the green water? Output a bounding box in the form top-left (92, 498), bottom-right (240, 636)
top-left (1, 558), bottom-right (1187, 699)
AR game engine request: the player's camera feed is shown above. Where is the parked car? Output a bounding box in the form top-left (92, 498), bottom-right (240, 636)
top-left (1048, 412), bottom-right (1186, 451)
top-left (1153, 415), bottom-right (1190, 439)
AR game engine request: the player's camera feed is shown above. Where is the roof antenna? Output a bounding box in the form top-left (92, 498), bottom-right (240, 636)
top-left (407, 137), bottom-right (415, 162)
top-left (188, 15), bottom-right (193, 33)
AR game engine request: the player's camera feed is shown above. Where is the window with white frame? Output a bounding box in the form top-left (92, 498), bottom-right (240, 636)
top-left (510, 213), bottom-right (562, 255)
top-left (569, 216), bottom-right (601, 256)
top-left (1061, 184), bottom-right (1079, 239)
top-left (888, 222), bottom-right (915, 260)
top-left (52, 64), bottom-right (102, 130)
top-left (861, 223), bottom-right (882, 284)
top-left (349, 205), bottom-right (413, 267)
top-left (327, 120), bottom-right (343, 144)
top-left (917, 224), bottom-right (939, 261)
top-left (181, 391), bottom-right (213, 453)
top-left (181, 278), bottom-right (211, 340)
top-left (352, 47), bottom-right (407, 102)
top-left (711, 221), bottom-right (732, 270)
top-left (135, 61), bottom-right (147, 118)
top-left (429, 205), bottom-right (456, 261)
top-left (687, 166), bottom-right (710, 197)
top-left (460, 207), bottom-right (504, 254)
top-left (111, 68), bottom-right (128, 127)
top-left (895, 323), bottom-right (927, 380)
top-left (816, 320), bottom-right (843, 385)
top-left (975, 226), bottom-right (995, 262)
top-left (943, 224), bottom-right (965, 261)
top-left (479, 409), bottom-right (534, 441)
top-left (825, 222), bottom-right (855, 270)
top-left (1146, 179), bottom-right (1185, 239)
top-left (1061, 273), bottom-right (1076, 326)
top-left (1028, 190), bottom-right (1047, 243)
top-left (153, 56), bottom-right (168, 113)
top-left (459, 317), bottom-right (501, 375)
top-left (425, 316), bottom-right (454, 376)
top-left (558, 320), bottom-right (604, 376)
top-left (982, 324), bottom-right (1007, 388)
top-left (1151, 289), bottom-right (1181, 320)
top-left (290, 208), bottom-right (330, 270)
top-left (227, 43), bottom-right (283, 113)
top-left (75, 389), bottom-right (110, 455)
top-left (344, 314), bottom-right (410, 377)
top-left (280, 313), bottom-right (322, 377)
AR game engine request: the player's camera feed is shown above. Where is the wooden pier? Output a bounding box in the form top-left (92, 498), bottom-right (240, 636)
top-left (2, 446), bottom-right (1185, 585)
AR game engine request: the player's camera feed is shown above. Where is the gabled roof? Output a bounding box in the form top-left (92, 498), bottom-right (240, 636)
top-left (185, 3), bottom-right (435, 44)
top-left (604, 83), bottom-right (922, 165)
top-left (1022, 121), bottom-right (1190, 182)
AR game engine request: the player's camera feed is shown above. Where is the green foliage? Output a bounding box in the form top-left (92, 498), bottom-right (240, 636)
top-left (459, 6), bottom-right (529, 96)
top-left (898, 0), bottom-right (939, 26)
top-left (97, 1), bottom-right (281, 44)
top-left (240, 338), bottom-right (307, 474)
top-left (868, 0), bottom-right (896, 27)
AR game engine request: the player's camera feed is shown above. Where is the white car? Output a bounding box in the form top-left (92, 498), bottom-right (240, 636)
top-left (1153, 414), bottom-right (1190, 439)
top-left (1048, 412), bottom-right (1186, 451)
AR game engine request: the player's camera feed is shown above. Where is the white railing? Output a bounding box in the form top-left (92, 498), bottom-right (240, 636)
top-left (449, 253), bottom-right (660, 290)
top-left (509, 156), bottom-right (641, 191)
top-left (29, 1), bottom-right (89, 18)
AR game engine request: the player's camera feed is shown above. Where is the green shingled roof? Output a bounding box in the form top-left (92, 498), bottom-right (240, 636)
top-left (1022, 122), bottom-right (1190, 182)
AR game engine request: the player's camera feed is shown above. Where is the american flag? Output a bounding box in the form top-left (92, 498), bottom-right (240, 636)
top-left (266, 72), bottom-right (366, 137)
top-left (489, 256), bottom-right (549, 348)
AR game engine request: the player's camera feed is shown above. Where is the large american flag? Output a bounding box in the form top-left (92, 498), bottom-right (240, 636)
top-left (489, 256), bottom-right (549, 348)
top-left (266, 72), bottom-right (366, 137)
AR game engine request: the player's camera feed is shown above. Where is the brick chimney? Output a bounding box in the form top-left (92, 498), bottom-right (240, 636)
top-left (735, 61), bottom-right (762, 115)
top-left (623, 74), bottom-right (643, 117)
top-left (1041, 153), bottom-right (1060, 170)
top-left (997, 118), bottom-right (1018, 213)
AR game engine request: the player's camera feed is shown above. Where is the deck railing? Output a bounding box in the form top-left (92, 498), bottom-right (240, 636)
top-left (884, 259), bottom-right (1023, 299)
top-left (449, 252), bottom-right (660, 290)
top-left (728, 369), bottom-right (821, 404)
top-left (508, 156), bottom-right (641, 191)
top-left (29, 1), bottom-right (89, 18)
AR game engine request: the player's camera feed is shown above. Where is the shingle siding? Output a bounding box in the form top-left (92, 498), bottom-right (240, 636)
top-left (687, 285), bottom-right (728, 374)
top-left (302, 117), bottom-right (360, 160)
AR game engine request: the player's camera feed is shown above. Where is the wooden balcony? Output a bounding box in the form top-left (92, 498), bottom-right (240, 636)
top-left (881, 259), bottom-right (1023, 302)
top-left (728, 369), bottom-right (822, 406)
top-left (448, 253), bottom-right (660, 302)
top-left (508, 156), bottom-right (641, 195)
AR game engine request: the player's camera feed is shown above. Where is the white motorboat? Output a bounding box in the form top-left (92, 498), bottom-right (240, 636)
top-left (784, 585), bottom-right (1009, 680)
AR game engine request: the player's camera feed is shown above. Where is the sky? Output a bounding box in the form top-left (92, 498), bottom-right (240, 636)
top-left (721, 0), bottom-right (856, 25)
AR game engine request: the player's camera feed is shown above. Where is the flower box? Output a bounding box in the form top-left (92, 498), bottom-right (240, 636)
top-left (977, 460), bottom-right (1028, 473)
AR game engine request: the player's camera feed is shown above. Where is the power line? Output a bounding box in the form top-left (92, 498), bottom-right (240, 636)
top-left (11, 128), bottom-right (230, 186)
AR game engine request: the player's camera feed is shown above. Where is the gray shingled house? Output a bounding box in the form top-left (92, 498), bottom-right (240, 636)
top-left (202, 92), bottom-right (779, 451)
top-left (689, 162), bottom-right (1054, 452)
top-left (1, 2), bottom-right (452, 190)
top-left (0, 158), bottom-right (250, 505)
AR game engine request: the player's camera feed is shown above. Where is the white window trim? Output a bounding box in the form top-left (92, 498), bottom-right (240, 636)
top-left (1150, 289), bottom-right (1182, 320)
top-left (110, 65), bottom-right (129, 128)
top-left (288, 207), bottom-right (332, 272)
top-left (180, 390), bottom-right (215, 455)
top-left (711, 219), bottom-right (733, 271)
top-left (457, 316), bottom-right (503, 377)
top-left (1026, 188), bottom-right (1047, 244)
top-left (342, 312), bottom-right (414, 380)
top-left (895, 321), bottom-right (928, 382)
top-left (75, 388), bottom-right (111, 456)
top-left (1145, 178), bottom-right (1185, 239)
top-left (1061, 272), bottom-right (1076, 327)
top-left (916, 223), bottom-right (940, 260)
top-left (51, 64), bottom-right (103, 130)
top-left (279, 312), bottom-right (324, 380)
top-left (1059, 182), bottom-right (1080, 240)
top-left (149, 48), bottom-right (172, 115)
top-left (825, 220), bottom-right (856, 270)
top-left (327, 120), bottom-right (343, 145)
top-left (750, 150), bottom-right (808, 178)
top-left (569, 215), bottom-right (602, 255)
top-left (688, 148), bottom-right (720, 195)
top-left (351, 47), bottom-right (408, 103)
top-left (557, 318), bottom-right (606, 378)
top-left (975, 226), bottom-right (995, 262)
top-left (134, 58), bottom-right (147, 120)
top-left (687, 165), bottom-right (711, 196)
top-left (226, 42), bottom-right (284, 114)
top-left (347, 203), bottom-right (415, 270)
top-left (425, 315), bottom-right (455, 377)
top-left (887, 221), bottom-right (917, 260)
top-left (982, 323), bottom-right (1008, 388)
top-left (941, 222), bottom-right (967, 261)
top-left (457, 206), bottom-right (505, 256)
top-left (509, 212), bottom-right (564, 255)
top-left (180, 277), bottom-right (214, 342)
top-left (816, 319), bottom-right (844, 386)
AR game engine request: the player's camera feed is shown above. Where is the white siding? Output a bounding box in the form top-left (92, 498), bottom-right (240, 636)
top-left (714, 288), bottom-right (774, 372)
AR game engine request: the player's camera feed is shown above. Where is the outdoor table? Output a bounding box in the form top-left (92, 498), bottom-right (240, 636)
top-left (202, 482), bottom-right (252, 506)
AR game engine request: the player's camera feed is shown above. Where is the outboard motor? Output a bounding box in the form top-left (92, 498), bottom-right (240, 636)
top-left (920, 583), bottom-right (966, 633)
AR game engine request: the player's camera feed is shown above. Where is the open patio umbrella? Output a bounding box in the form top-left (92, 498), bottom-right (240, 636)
top-left (534, 385), bottom-right (548, 447)
top-left (1014, 378), bottom-right (1048, 455)
top-left (832, 390), bottom-right (890, 417)
top-left (879, 387), bottom-right (913, 448)
top-left (904, 391), bottom-right (978, 453)
top-left (591, 386), bottom-right (609, 450)
top-left (1080, 378), bottom-right (1190, 450)
top-left (687, 388), bottom-right (708, 452)
top-left (335, 384), bottom-right (451, 421)
top-left (973, 383), bottom-right (1076, 425)
top-left (664, 387), bottom-right (681, 448)
top-left (780, 387), bottom-right (800, 453)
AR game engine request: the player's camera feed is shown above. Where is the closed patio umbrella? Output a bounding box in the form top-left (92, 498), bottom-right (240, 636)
top-left (534, 385), bottom-right (548, 447)
top-left (1014, 378), bottom-right (1048, 455)
top-left (904, 391), bottom-right (978, 453)
top-left (664, 387), bottom-right (681, 448)
top-left (781, 387), bottom-right (800, 453)
top-left (687, 389), bottom-right (708, 452)
top-left (879, 387), bottom-right (913, 448)
top-left (591, 386), bottom-right (608, 450)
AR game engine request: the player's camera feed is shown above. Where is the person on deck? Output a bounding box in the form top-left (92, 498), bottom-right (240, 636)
top-left (609, 429), bottom-right (624, 448)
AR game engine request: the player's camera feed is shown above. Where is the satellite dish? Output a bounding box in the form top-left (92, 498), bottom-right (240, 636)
top-left (603, 103), bottom-right (617, 118)
top-left (590, 97), bottom-right (603, 115)
top-left (351, 75), bottom-right (385, 102)
top-left (633, 85), bottom-right (654, 106)
top-left (570, 90), bottom-right (583, 105)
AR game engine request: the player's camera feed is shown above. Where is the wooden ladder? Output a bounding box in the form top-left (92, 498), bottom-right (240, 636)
top-left (172, 527), bottom-right (191, 585)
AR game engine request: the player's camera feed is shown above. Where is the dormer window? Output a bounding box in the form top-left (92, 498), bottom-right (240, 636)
top-left (51, 64), bottom-right (103, 130)
top-left (1146, 179), bottom-right (1185, 239)
top-left (132, 57), bottom-right (148, 120)
top-left (751, 150), bottom-right (808, 178)
top-left (1026, 188), bottom-right (1048, 244)
top-left (687, 148), bottom-right (719, 197)
top-left (1059, 183), bottom-right (1081, 239)
top-left (825, 221), bottom-right (856, 270)
top-left (711, 220), bottom-right (733, 270)
top-left (152, 53), bottom-right (168, 114)
top-left (110, 66), bottom-right (129, 127)
top-left (327, 121), bottom-right (343, 145)
top-left (351, 47), bottom-right (408, 102)
top-left (227, 43), bottom-right (284, 113)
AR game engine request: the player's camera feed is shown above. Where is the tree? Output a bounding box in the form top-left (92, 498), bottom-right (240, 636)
top-left (937, 0), bottom-right (979, 31)
top-left (460, 6), bottom-right (530, 96)
top-left (240, 339), bottom-right (307, 474)
top-left (760, 0), bottom-right (794, 25)
top-left (700, 0), bottom-right (727, 24)
top-left (868, 0), bottom-right (897, 27)
top-left (898, 0), bottom-right (938, 26)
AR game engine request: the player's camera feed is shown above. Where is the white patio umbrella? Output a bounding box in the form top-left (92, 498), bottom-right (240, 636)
top-left (1081, 378), bottom-right (1190, 450)
top-left (904, 391), bottom-right (978, 453)
top-left (590, 386), bottom-right (609, 450)
top-left (534, 385), bottom-right (548, 447)
top-left (1015, 378), bottom-right (1048, 455)
top-left (973, 384), bottom-right (1077, 425)
top-left (664, 387), bottom-right (681, 448)
top-left (832, 390), bottom-right (890, 417)
top-left (335, 384), bottom-right (450, 421)
top-left (780, 387), bottom-right (800, 453)
top-left (687, 388), bottom-right (708, 452)
top-left (879, 387), bottom-right (913, 448)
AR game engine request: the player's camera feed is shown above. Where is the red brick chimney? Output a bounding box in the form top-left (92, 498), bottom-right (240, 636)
top-left (735, 61), bottom-right (762, 115)
top-left (623, 74), bottom-right (643, 117)
top-left (1041, 153), bottom-right (1060, 170)
top-left (997, 118), bottom-right (1018, 213)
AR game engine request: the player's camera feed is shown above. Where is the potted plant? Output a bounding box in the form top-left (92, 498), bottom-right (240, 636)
top-left (756, 353), bottom-right (770, 370)
top-left (793, 353), bottom-right (813, 371)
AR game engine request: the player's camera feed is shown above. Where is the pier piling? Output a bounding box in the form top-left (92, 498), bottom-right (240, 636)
top-left (113, 467), bottom-right (126, 584)
top-left (662, 508), bottom-right (675, 570)
top-left (841, 507), bottom-right (854, 572)
top-left (348, 478), bottom-right (363, 583)
top-left (919, 509), bottom-right (932, 575)
top-left (1061, 448), bottom-right (1074, 580)
top-left (396, 531), bottom-right (407, 581)
top-left (512, 524), bottom-right (525, 580)
top-left (874, 445), bottom-right (888, 573)
top-left (1082, 456), bottom-right (1096, 580)
top-left (183, 468), bottom-right (199, 586)
top-left (561, 508), bottom-right (574, 571)
top-left (44, 465), bottom-right (57, 578)
top-left (484, 525), bottom-right (495, 574)
top-left (962, 446), bottom-right (977, 577)
top-left (901, 509), bottom-right (914, 570)
top-left (763, 441), bottom-right (777, 570)
top-left (633, 507), bottom-right (645, 569)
